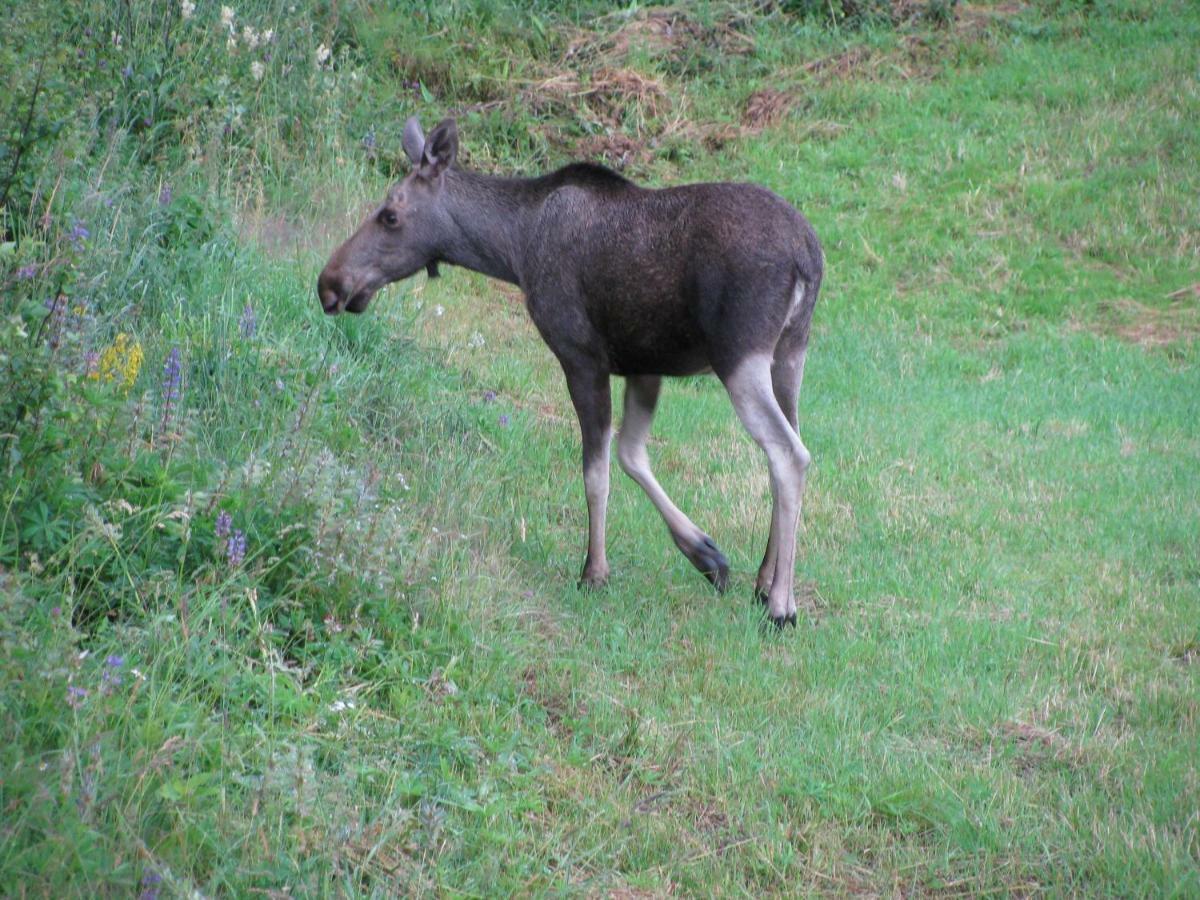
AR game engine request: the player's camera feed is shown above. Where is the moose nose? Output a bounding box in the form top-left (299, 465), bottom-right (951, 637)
top-left (317, 268), bottom-right (345, 314)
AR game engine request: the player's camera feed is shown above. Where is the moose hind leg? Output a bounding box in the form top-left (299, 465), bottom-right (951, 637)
top-left (617, 376), bottom-right (729, 592)
top-left (755, 347), bottom-right (809, 604)
top-left (562, 364), bottom-right (613, 588)
top-left (723, 355), bottom-right (811, 626)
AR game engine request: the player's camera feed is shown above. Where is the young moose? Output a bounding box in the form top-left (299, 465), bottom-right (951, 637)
top-left (318, 117), bottom-right (823, 626)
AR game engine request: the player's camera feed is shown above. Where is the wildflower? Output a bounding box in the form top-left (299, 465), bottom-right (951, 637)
top-left (227, 529), bottom-right (246, 566)
top-left (16, 264), bottom-right (37, 280)
top-left (66, 685), bottom-right (88, 709)
top-left (162, 347), bottom-right (182, 399)
top-left (262, 29), bottom-right (275, 44)
top-left (250, 60), bottom-right (265, 81)
top-left (160, 347), bottom-right (182, 430)
top-left (140, 869), bottom-right (163, 900)
top-left (362, 129), bottom-right (376, 153)
top-left (482, 390), bottom-right (496, 403)
top-left (434, 304), bottom-right (444, 316)
top-left (498, 414), bottom-right (510, 428)
top-left (121, 65), bottom-right (132, 79)
top-left (243, 26), bottom-right (258, 49)
top-left (43, 294), bottom-right (67, 348)
top-left (95, 333), bottom-right (144, 392)
top-left (468, 331), bottom-right (485, 348)
top-left (69, 220), bottom-right (90, 248)
top-left (316, 43), bottom-right (331, 66)
top-left (220, 6), bottom-right (235, 29)
top-left (239, 303), bottom-right (257, 337)
top-left (51, 606), bottom-right (61, 617)
top-left (215, 510), bottom-right (232, 538)
top-left (159, 183), bottom-right (172, 206)
top-left (111, 31), bottom-right (122, 47)
top-left (227, 35), bottom-right (237, 50)
top-left (180, 0), bottom-right (195, 20)
top-left (102, 655), bottom-right (125, 690)
top-left (83, 350), bottom-right (99, 378)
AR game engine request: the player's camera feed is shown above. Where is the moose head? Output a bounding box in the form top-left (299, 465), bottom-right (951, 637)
top-left (316, 117), bottom-right (457, 314)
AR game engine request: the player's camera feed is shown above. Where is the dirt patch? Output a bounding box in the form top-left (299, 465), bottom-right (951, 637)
top-left (998, 720), bottom-right (1082, 773)
top-left (743, 88), bottom-right (794, 131)
top-left (1080, 294), bottom-right (1200, 349)
top-left (520, 666), bottom-right (583, 739)
top-left (563, 5), bottom-right (755, 70)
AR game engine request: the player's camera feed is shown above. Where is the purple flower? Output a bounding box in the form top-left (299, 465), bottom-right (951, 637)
top-left (66, 685), bottom-right (88, 708)
top-left (158, 184), bottom-right (172, 206)
top-left (482, 390), bottom-right (497, 403)
top-left (84, 350), bottom-right (99, 377)
top-left (142, 116), bottom-right (152, 128)
top-left (215, 510), bottom-right (232, 539)
top-left (239, 303), bottom-right (257, 338)
top-left (105, 654), bottom-right (124, 668)
top-left (50, 606), bottom-right (61, 617)
top-left (227, 530), bottom-right (246, 566)
top-left (362, 130), bottom-right (376, 152)
top-left (68, 220), bottom-right (90, 248)
top-left (161, 347), bottom-right (181, 417)
top-left (498, 414), bottom-right (510, 428)
top-left (16, 264), bottom-right (37, 280)
top-left (140, 869), bottom-right (163, 900)
top-left (122, 65), bottom-right (132, 79)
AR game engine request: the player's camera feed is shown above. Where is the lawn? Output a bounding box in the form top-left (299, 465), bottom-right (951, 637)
top-left (1, 0), bottom-right (1197, 895)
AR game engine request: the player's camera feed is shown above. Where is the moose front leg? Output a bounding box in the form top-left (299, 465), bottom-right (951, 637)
top-left (562, 363), bottom-right (613, 589)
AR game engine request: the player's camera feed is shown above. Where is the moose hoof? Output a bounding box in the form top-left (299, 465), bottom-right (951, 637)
top-left (577, 570), bottom-right (609, 591)
top-left (765, 612), bottom-right (798, 630)
top-left (690, 535), bottom-right (729, 593)
top-left (753, 584), bottom-right (770, 606)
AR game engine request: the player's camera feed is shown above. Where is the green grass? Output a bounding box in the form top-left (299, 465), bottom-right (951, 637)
top-left (1, 0), bottom-right (1198, 895)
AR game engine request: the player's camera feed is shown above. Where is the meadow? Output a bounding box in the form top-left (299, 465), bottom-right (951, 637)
top-left (1, 0), bottom-right (1197, 895)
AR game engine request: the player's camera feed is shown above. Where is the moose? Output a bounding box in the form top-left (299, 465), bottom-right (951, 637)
top-left (318, 117), bottom-right (823, 626)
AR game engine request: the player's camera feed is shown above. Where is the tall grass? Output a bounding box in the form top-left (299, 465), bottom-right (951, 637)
top-left (2, 0), bottom-right (1198, 894)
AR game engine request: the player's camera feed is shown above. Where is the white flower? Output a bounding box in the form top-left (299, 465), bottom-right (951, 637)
top-left (250, 60), bottom-right (265, 80)
top-left (227, 34), bottom-right (237, 49)
top-left (434, 305), bottom-right (444, 317)
top-left (262, 28), bottom-right (275, 44)
top-left (180, 0), bottom-right (195, 19)
top-left (111, 31), bottom-right (123, 47)
top-left (315, 43), bottom-right (331, 66)
top-left (242, 25), bottom-right (259, 49)
top-left (220, 6), bottom-right (235, 28)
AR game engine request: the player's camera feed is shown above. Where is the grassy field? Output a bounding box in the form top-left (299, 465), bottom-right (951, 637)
top-left (1, 0), bottom-right (1197, 895)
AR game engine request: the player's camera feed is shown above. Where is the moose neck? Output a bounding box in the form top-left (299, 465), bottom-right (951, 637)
top-left (438, 169), bottom-right (537, 286)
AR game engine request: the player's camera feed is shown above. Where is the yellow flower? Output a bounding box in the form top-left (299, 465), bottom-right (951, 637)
top-left (92, 333), bottom-right (143, 393)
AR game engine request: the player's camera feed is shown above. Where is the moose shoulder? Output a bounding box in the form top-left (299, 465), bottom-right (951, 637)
top-left (318, 117), bottom-right (823, 627)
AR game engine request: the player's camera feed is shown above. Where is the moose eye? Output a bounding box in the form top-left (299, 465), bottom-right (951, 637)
top-left (379, 209), bottom-right (399, 228)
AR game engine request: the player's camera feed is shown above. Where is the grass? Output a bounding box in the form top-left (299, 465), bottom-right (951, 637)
top-left (1, 0), bottom-right (1198, 895)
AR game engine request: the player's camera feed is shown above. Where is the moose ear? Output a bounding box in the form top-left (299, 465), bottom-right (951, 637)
top-left (402, 117), bottom-right (425, 166)
top-left (417, 118), bottom-right (458, 180)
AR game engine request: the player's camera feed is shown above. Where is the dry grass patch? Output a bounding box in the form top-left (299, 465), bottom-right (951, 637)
top-left (1076, 292), bottom-right (1200, 350)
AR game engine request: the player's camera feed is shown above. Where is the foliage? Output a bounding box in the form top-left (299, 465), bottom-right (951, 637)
top-left (0, 0), bottom-right (1197, 895)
